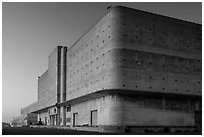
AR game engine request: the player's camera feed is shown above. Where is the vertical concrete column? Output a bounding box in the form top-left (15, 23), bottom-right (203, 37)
top-left (57, 47), bottom-right (61, 103)
top-left (60, 47), bottom-right (67, 125)
top-left (56, 107), bottom-right (60, 125)
top-left (60, 106), bottom-right (66, 125)
top-left (37, 113), bottom-right (40, 122)
top-left (60, 47), bottom-right (67, 102)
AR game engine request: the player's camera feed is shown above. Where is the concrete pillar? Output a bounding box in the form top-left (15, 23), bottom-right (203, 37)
top-left (60, 47), bottom-right (67, 103)
top-left (60, 106), bottom-right (66, 125)
top-left (56, 107), bottom-right (60, 125)
top-left (59, 47), bottom-right (67, 125)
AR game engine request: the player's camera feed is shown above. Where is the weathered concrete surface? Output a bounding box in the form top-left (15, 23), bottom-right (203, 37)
top-left (111, 49), bottom-right (201, 96)
top-left (21, 46), bottom-right (67, 125)
top-left (66, 10), bottom-right (115, 101)
top-left (64, 6), bottom-right (201, 127)
top-left (20, 6), bottom-right (201, 129)
top-left (66, 6), bottom-right (201, 102)
top-left (110, 6), bottom-right (201, 59)
top-left (109, 6), bottom-right (201, 96)
top-left (70, 95), bottom-right (122, 126)
top-left (119, 95), bottom-right (200, 126)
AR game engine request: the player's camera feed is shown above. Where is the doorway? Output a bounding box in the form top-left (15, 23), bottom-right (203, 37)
top-left (91, 110), bottom-right (98, 126)
top-left (73, 113), bottom-right (78, 126)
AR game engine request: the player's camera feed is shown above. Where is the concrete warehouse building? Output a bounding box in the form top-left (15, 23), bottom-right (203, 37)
top-left (16, 6), bottom-right (202, 132)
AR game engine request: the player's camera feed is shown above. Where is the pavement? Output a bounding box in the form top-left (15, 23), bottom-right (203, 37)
top-left (2, 126), bottom-right (201, 135)
top-left (2, 127), bottom-right (105, 135)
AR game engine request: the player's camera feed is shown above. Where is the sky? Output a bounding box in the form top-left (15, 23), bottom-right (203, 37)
top-left (2, 2), bottom-right (202, 123)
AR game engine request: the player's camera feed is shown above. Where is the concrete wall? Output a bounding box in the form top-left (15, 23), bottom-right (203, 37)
top-left (111, 49), bottom-right (201, 96)
top-left (66, 6), bottom-right (201, 103)
top-left (109, 6), bottom-right (201, 96)
top-left (38, 70), bottom-right (50, 108)
top-left (110, 6), bottom-right (201, 59)
top-left (66, 10), bottom-right (116, 101)
top-left (22, 46), bottom-right (66, 114)
top-left (118, 94), bottom-right (201, 126)
top-left (21, 6), bottom-right (201, 128)
top-left (63, 93), bottom-right (201, 127)
top-left (69, 95), bottom-right (122, 126)
top-left (63, 6), bottom-right (201, 127)
top-left (21, 47), bottom-right (60, 113)
top-left (37, 46), bottom-right (67, 110)
top-left (46, 47), bottom-right (59, 107)
top-left (21, 46), bottom-right (67, 126)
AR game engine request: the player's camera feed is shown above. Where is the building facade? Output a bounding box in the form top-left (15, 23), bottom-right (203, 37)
top-left (18, 6), bottom-right (201, 131)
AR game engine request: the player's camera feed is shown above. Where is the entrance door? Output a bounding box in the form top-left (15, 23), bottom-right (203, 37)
top-left (51, 115), bottom-right (55, 125)
top-left (73, 113), bottom-right (78, 126)
top-left (91, 110), bottom-right (98, 126)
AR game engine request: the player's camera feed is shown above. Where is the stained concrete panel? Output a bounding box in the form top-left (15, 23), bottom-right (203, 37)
top-left (110, 6), bottom-right (201, 59)
top-left (65, 6), bottom-right (201, 103)
top-left (70, 95), bottom-right (122, 126)
top-left (21, 6), bottom-right (201, 128)
top-left (119, 95), bottom-right (197, 126)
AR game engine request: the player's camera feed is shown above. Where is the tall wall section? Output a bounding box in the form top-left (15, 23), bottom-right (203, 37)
top-left (109, 6), bottom-right (201, 96)
top-left (22, 46), bottom-right (67, 115)
top-left (37, 70), bottom-right (49, 109)
top-left (106, 6), bottom-right (201, 127)
top-left (66, 10), bottom-right (117, 101)
top-left (66, 6), bottom-right (201, 102)
top-left (34, 47), bottom-right (59, 111)
top-left (64, 6), bottom-right (201, 127)
top-left (37, 46), bottom-right (67, 110)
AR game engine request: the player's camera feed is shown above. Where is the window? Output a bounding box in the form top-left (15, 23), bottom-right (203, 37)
top-left (54, 108), bottom-right (56, 113)
top-left (67, 107), bottom-right (71, 112)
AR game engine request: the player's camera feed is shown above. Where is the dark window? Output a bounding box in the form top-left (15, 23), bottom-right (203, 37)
top-left (67, 107), bottom-right (71, 112)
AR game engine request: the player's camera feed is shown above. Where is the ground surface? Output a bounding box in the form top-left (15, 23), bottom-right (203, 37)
top-left (2, 127), bottom-right (201, 135)
top-left (2, 127), bottom-right (105, 135)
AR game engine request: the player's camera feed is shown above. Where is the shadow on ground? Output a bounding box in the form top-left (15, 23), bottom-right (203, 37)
top-left (2, 127), bottom-right (201, 135)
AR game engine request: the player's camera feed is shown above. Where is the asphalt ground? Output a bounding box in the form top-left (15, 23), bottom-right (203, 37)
top-left (2, 127), bottom-right (201, 135)
top-left (2, 127), bottom-right (105, 135)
